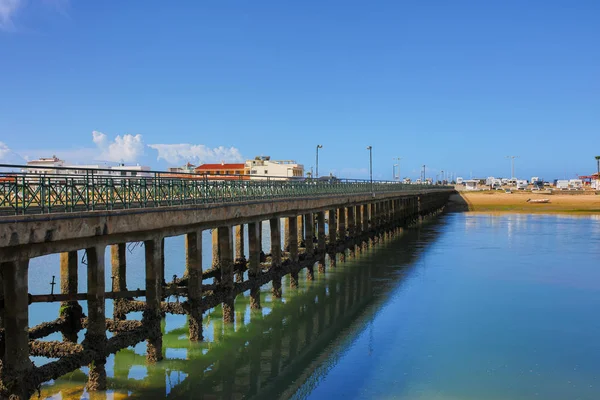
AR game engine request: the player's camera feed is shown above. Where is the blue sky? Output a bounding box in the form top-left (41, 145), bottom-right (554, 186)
top-left (0, 0), bottom-right (598, 180)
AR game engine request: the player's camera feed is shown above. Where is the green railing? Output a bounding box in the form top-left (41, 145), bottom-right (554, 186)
top-left (0, 164), bottom-right (451, 216)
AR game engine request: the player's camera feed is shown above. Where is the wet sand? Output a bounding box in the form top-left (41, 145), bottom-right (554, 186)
top-left (449, 190), bottom-right (600, 214)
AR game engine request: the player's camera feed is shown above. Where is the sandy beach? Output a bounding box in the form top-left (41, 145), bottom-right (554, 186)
top-left (449, 190), bottom-right (600, 214)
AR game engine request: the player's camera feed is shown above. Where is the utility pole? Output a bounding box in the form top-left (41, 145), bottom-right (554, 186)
top-left (367, 146), bottom-right (373, 194)
top-left (316, 145), bottom-right (323, 178)
top-left (505, 155), bottom-right (519, 179)
top-left (392, 157), bottom-right (401, 180)
top-left (422, 165), bottom-right (426, 183)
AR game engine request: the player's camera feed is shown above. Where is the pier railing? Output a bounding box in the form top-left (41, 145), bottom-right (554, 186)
top-left (0, 164), bottom-right (451, 215)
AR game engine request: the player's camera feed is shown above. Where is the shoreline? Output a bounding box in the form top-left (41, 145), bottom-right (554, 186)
top-left (448, 191), bottom-right (600, 214)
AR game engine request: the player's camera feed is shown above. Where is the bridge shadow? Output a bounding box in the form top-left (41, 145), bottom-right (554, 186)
top-left (446, 192), bottom-right (470, 212)
top-left (40, 217), bottom-right (448, 400)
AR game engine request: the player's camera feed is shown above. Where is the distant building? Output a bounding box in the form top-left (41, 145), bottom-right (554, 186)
top-left (168, 163), bottom-right (196, 174)
top-left (25, 155), bottom-right (65, 174)
top-left (246, 156), bottom-right (304, 180)
top-left (195, 162), bottom-right (249, 180)
top-left (24, 156), bottom-right (151, 178)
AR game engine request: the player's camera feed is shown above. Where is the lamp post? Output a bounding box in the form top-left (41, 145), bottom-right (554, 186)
top-left (392, 157), bottom-right (401, 180)
top-left (595, 156), bottom-right (600, 188)
top-left (505, 155), bottom-right (519, 179)
top-left (316, 145), bottom-right (323, 178)
top-left (367, 146), bottom-right (373, 193)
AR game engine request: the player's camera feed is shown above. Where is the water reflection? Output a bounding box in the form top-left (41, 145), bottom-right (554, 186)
top-left (39, 220), bottom-right (444, 399)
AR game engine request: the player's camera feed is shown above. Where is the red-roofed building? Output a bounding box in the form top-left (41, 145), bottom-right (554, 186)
top-left (195, 162), bottom-right (249, 180)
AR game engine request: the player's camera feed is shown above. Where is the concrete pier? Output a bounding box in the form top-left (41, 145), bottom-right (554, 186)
top-left (248, 221), bottom-right (261, 310)
top-left (0, 187), bottom-right (452, 399)
top-left (186, 231), bottom-right (203, 341)
top-left (218, 227), bottom-right (235, 323)
top-left (144, 239), bottom-right (163, 363)
top-left (270, 218), bottom-right (283, 298)
top-left (85, 245), bottom-right (107, 391)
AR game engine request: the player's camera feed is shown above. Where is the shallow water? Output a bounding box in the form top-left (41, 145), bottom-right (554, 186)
top-left (34, 213), bottom-right (600, 399)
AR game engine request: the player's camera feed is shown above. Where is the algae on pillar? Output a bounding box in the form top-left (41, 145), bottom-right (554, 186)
top-left (0, 258), bottom-right (32, 400)
top-left (304, 213), bottom-right (315, 281)
top-left (85, 245), bottom-right (108, 391)
top-left (60, 250), bottom-right (83, 342)
top-left (234, 225), bottom-right (245, 283)
top-left (186, 231), bottom-right (203, 341)
top-left (317, 211), bottom-right (326, 273)
top-left (248, 221), bottom-right (262, 310)
top-left (218, 226), bottom-right (235, 323)
top-left (270, 218), bottom-right (283, 298)
top-left (110, 244), bottom-right (127, 321)
top-left (287, 216), bottom-right (299, 289)
top-left (144, 239), bottom-right (163, 363)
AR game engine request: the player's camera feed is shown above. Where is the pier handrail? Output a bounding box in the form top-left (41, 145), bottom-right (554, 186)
top-left (0, 163), bottom-right (452, 215)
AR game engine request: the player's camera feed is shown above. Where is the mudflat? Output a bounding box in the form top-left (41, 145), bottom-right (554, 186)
top-left (449, 190), bottom-right (600, 213)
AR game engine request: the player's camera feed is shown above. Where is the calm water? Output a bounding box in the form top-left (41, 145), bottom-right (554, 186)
top-left (31, 213), bottom-right (600, 399)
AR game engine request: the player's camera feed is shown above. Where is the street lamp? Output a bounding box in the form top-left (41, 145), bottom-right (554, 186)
top-left (595, 156), bottom-right (600, 188)
top-left (505, 155), bottom-right (519, 179)
top-left (392, 157), bottom-right (401, 180)
top-left (316, 145), bottom-right (323, 178)
top-left (367, 146), bottom-right (373, 193)
top-left (422, 165), bottom-right (426, 183)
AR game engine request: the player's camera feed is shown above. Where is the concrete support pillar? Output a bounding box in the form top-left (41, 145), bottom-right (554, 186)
top-left (160, 237), bottom-right (165, 285)
top-left (270, 218), bottom-right (283, 298)
top-left (110, 244), bottom-right (127, 322)
top-left (235, 225), bottom-right (245, 283)
top-left (218, 226), bottom-right (235, 323)
top-left (287, 216), bottom-right (299, 289)
top-left (304, 213), bottom-right (315, 281)
top-left (338, 207), bottom-right (346, 239)
top-left (212, 230), bottom-right (219, 269)
top-left (317, 211), bottom-right (326, 273)
top-left (85, 245), bottom-right (107, 391)
top-left (235, 225), bottom-right (245, 260)
top-left (144, 239), bottom-right (163, 363)
top-left (186, 231), bottom-right (203, 341)
top-left (1, 258), bottom-right (31, 400)
top-left (248, 222), bottom-right (261, 310)
top-left (297, 215), bottom-right (305, 248)
top-left (328, 209), bottom-right (337, 244)
top-left (60, 251), bottom-right (83, 342)
top-left (347, 206), bottom-right (356, 236)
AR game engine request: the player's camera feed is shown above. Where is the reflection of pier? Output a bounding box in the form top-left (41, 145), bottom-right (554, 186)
top-left (0, 187), bottom-right (451, 399)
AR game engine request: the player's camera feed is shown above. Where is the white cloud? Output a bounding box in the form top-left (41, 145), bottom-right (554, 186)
top-left (0, 0), bottom-right (21, 30)
top-left (92, 131), bottom-right (145, 163)
top-left (148, 143), bottom-right (244, 166)
top-left (0, 141), bottom-right (26, 164)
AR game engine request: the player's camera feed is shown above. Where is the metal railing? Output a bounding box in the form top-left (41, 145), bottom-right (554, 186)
top-left (0, 164), bottom-right (452, 216)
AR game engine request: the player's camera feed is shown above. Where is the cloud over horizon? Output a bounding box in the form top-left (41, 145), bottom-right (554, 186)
top-left (148, 143), bottom-right (244, 166)
top-left (92, 131), bottom-right (145, 163)
top-left (0, 0), bottom-right (21, 30)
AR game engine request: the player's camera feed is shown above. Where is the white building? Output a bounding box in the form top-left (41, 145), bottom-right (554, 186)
top-left (464, 179), bottom-right (479, 191)
top-left (246, 156), bottom-right (304, 180)
top-left (24, 157), bottom-right (151, 178)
